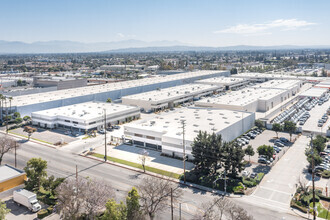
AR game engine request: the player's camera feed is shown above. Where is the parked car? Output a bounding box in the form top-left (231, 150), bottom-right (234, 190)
top-left (113, 125), bottom-right (120, 129)
top-left (98, 129), bottom-right (105, 134)
top-left (242, 170), bottom-right (250, 177)
top-left (250, 172), bottom-right (257, 178)
top-left (258, 158), bottom-right (270, 165)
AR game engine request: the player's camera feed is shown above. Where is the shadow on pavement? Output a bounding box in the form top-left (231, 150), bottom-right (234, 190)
top-left (252, 165), bottom-right (271, 174)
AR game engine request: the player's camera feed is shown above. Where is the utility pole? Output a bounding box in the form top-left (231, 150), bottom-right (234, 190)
top-left (310, 134), bottom-right (316, 220)
top-left (181, 120), bottom-right (186, 184)
top-left (171, 188), bottom-right (174, 220)
top-left (76, 165), bottom-right (78, 180)
top-left (104, 109), bottom-right (107, 162)
top-left (14, 141), bottom-right (17, 168)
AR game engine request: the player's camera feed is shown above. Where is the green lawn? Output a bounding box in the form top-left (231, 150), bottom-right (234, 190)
top-left (310, 202), bottom-right (330, 219)
top-left (92, 153), bottom-right (181, 179)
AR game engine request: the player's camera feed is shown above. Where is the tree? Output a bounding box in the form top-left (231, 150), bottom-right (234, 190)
top-left (23, 116), bottom-right (31, 121)
top-left (23, 126), bottom-right (37, 140)
top-left (321, 68), bottom-right (327, 77)
top-left (254, 120), bottom-right (264, 129)
top-left (230, 68), bottom-right (238, 75)
top-left (244, 145), bottom-right (255, 164)
top-left (283, 121), bottom-right (296, 141)
top-left (222, 142), bottom-right (245, 178)
top-left (257, 145), bottom-right (274, 160)
top-left (272, 123), bottom-right (282, 138)
top-left (15, 117), bottom-right (23, 124)
top-left (106, 98), bottom-right (112, 103)
top-left (126, 187), bottom-right (143, 220)
top-left (0, 136), bottom-right (17, 165)
top-left (139, 149), bottom-right (149, 173)
top-left (42, 175), bottom-right (65, 196)
top-left (24, 158), bottom-right (48, 191)
top-left (102, 199), bottom-right (127, 220)
top-left (312, 135), bottom-right (327, 153)
top-left (195, 197), bottom-right (254, 220)
top-left (0, 200), bottom-right (10, 220)
top-left (138, 176), bottom-right (182, 220)
top-left (57, 177), bottom-right (115, 220)
top-left (13, 112), bottom-right (20, 119)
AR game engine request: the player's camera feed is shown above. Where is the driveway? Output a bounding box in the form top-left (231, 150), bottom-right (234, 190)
top-left (240, 135), bottom-right (309, 212)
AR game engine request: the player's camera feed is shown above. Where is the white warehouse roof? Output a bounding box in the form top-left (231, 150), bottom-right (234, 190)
top-left (299, 87), bottom-right (328, 98)
top-left (196, 77), bottom-right (247, 86)
top-left (11, 70), bottom-right (226, 107)
top-left (251, 79), bottom-right (302, 90)
top-left (122, 83), bottom-right (220, 103)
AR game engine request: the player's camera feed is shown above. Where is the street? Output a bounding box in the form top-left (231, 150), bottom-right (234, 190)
top-left (1, 133), bottom-right (303, 220)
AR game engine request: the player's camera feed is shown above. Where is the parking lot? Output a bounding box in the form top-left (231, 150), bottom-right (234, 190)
top-left (10, 127), bottom-right (77, 145)
top-left (243, 129), bottom-right (297, 164)
top-left (302, 96), bottom-right (330, 135)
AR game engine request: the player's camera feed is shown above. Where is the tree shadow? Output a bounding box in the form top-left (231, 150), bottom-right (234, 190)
top-left (252, 165), bottom-right (271, 174)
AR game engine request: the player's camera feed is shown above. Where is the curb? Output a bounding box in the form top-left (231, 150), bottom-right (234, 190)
top-left (82, 154), bottom-right (244, 198)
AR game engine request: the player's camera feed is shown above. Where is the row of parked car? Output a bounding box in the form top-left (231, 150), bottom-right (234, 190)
top-left (318, 113), bottom-right (329, 127)
top-left (98, 125), bottom-right (120, 134)
top-left (298, 112), bottom-right (310, 125)
top-left (315, 144), bottom-right (330, 172)
top-left (236, 128), bottom-right (264, 147)
top-left (317, 93), bottom-right (330, 106)
top-left (258, 137), bottom-right (290, 165)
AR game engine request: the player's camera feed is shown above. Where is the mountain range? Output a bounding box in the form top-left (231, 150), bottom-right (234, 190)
top-left (0, 40), bottom-right (329, 54)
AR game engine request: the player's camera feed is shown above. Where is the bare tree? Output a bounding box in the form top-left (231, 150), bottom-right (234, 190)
top-left (139, 149), bottom-right (149, 173)
top-left (195, 197), bottom-right (254, 220)
top-left (0, 135), bottom-right (17, 165)
top-left (84, 178), bottom-right (115, 219)
top-left (138, 176), bottom-right (182, 220)
top-left (56, 177), bottom-right (115, 220)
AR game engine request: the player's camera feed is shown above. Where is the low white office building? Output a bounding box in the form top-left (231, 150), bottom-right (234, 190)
top-left (122, 84), bottom-right (222, 112)
top-left (124, 108), bottom-right (255, 159)
top-left (196, 77), bottom-right (250, 90)
top-left (195, 87), bottom-right (289, 112)
top-left (31, 102), bottom-right (140, 132)
top-left (299, 87), bottom-right (328, 98)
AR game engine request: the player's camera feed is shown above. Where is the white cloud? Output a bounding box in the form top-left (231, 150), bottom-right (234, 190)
top-left (214, 19), bottom-right (316, 35)
top-left (116, 33), bottom-right (136, 38)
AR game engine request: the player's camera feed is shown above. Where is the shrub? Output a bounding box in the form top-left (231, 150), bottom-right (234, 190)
top-left (290, 200), bottom-right (308, 213)
top-left (242, 177), bottom-right (257, 187)
top-left (37, 209), bottom-right (49, 219)
top-left (233, 182), bottom-right (245, 194)
top-left (322, 170), bottom-right (330, 178)
top-left (47, 205), bottom-right (54, 214)
top-left (15, 117), bottom-right (23, 124)
top-left (23, 116), bottom-right (31, 121)
top-left (256, 173), bottom-right (265, 183)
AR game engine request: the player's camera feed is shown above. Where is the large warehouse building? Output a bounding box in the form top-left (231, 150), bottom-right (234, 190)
top-left (122, 83), bottom-right (223, 112)
top-left (124, 108), bottom-right (255, 159)
top-left (196, 77), bottom-right (250, 90)
top-left (195, 87), bottom-right (289, 112)
top-left (31, 102), bottom-right (140, 132)
top-left (7, 70), bottom-right (229, 117)
top-left (251, 79), bottom-right (303, 96)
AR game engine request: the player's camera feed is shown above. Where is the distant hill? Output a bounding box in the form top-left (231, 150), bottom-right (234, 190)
top-left (0, 39), bottom-right (329, 54)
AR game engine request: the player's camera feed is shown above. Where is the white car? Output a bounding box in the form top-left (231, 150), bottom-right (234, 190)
top-left (242, 170), bottom-right (250, 177)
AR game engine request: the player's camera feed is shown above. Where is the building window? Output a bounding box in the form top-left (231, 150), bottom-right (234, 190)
top-left (73, 121), bottom-right (78, 124)
top-left (64, 120), bottom-right (70, 123)
top-left (89, 121), bottom-right (96, 125)
top-left (146, 136), bottom-right (155, 140)
top-left (135, 133), bottom-right (143, 137)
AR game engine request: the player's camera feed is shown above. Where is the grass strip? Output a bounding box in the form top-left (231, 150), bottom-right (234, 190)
top-left (92, 153), bottom-right (181, 179)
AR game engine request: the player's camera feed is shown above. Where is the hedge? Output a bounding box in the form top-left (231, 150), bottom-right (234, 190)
top-left (290, 200), bottom-right (308, 213)
top-left (47, 205), bottom-right (54, 214)
top-left (37, 209), bottom-right (49, 219)
top-left (322, 170), bottom-right (330, 178)
top-left (256, 173), bottom-right (265, 183)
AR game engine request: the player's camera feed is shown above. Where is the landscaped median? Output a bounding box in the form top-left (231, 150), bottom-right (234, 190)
top-left (8, 130), bottom-right (53, 145)
top-left (91, 153), bottom-right (181, 179)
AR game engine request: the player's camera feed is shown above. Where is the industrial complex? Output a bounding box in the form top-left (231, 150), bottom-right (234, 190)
top-left (196, 77), bottom-right (250, 90)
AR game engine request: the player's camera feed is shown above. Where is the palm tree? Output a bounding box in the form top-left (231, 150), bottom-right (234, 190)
top-left (8, 97), bottom-right (13, 115)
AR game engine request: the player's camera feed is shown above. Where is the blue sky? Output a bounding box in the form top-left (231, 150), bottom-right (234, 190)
top-left (0, 0), bottom-right (329, 46)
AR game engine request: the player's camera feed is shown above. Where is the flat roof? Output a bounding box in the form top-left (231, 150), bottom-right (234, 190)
top-left (196, 87), bottom-right (286, 106)
top-left (196, 77), bottom-right (246, 86)
top-left (251, 80), bottom-right (301, 90)
top-left (299, 87), bottom-right (328, 98)
top-left (0, 164), bottom-right (25, 183)
top-left (125, 107), bottom-right (253, 140)
top-left (10, 70), bottom-right (226, 107)
top-left (122, 84), bottom-right (220, 103)
top-left (32, 101), bottom-right (139, 121)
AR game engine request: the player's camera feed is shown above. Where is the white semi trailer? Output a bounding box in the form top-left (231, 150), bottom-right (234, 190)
top-left (13, 189), bottom-right (41, 212)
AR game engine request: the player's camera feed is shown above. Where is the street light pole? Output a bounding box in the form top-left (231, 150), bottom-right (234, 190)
top-left (104, 109), bottom-right (107, 162)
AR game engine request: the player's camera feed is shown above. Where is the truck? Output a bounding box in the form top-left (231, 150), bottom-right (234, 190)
top-left (13, 189), bottom-right (41, 212)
